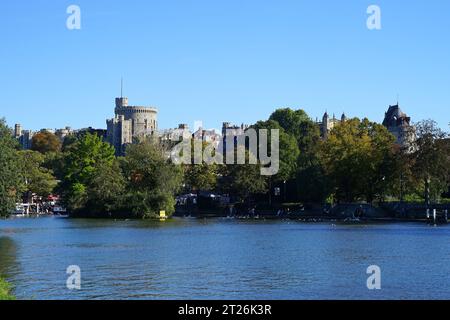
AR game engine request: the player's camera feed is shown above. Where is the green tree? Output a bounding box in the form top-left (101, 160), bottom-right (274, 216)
top-left (121, 139), bottom-right (183, 218)
top-left (412, 120), bottom-right (450, 206)
top-left (362, 121), bottom-right (399, 202)
top-left (295, 120), bottom-right (324, 203)
top-left (18, 150), bottom-right (57, 198)
top-left (320, 118), bottom-right (397, 203)
top-left (183, 140), bottom-right (218, 192)
top-left (42, 151), bottom-right (66, 181)
top-left (61, 133), bottom-right (116, 212)
top-left (85, 160), bottom-right (126, 215)
top-left (0, 119), bottom-right (22, 216)
top-left (184, 164), bottom-right (218, 192)
top-left (31, 131), bottom-right (61, 154)
top-left (221, 147), bottom-right (268, 201)
top-left (269, 108), bottom-right (327, 203)
top-left (252, 120), bottom-right (300, 183)
top-left (269, 108), bottom-right (310, 139)
top-left (269, 108), bottom-right (321, 152)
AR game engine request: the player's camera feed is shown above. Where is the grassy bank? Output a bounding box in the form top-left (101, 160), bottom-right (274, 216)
top-left (0, 277), bottom-right (15, 300)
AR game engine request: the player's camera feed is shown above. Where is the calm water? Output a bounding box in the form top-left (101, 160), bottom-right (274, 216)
top-left (0, 216), bottom-right (449, 300)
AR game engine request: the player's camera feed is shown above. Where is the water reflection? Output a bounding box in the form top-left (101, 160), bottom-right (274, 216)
top-left (0, 236), bottom-right (19, 278)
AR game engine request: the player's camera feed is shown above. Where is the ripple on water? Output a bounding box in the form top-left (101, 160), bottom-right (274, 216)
top-left (1, 217), bottom-right (449, 300)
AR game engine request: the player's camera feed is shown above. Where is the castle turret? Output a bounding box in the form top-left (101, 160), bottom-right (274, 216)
top-left (115, 97), bottom-right (128, 108)
top-left (14, 124), bottom-right (22, 138)
top-left (382, 104), bottom-right (414, 148)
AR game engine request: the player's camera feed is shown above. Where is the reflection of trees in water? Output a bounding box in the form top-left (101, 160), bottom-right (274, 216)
top-left (0, 237), bottom-right (18, 277)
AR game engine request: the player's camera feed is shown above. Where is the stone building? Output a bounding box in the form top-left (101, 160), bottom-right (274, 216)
top-left (55, 126), bottom-right (74, 140)
top-left (193, 127), bottom-right (221, 145)
top-left (107, 115), bottom-right (132, 155)
top-left (317, 112), bottom-right (347, 139)
top-left (106, 97), bottom-right (158, 155)
top-left (222, 122), bottom-right (248, 137)
top-left (160, 124), bottom-right (192, 143)
top-left (114, 97), bottom-right (158, 136)
top-left (382, 104), bottom-right (415, 149)
top-left (14, 123), bottom-right (34, 150)
top-left (14, 124), bottom-right (22, 139)
top-left (19, 130), bottom-right (34, 150)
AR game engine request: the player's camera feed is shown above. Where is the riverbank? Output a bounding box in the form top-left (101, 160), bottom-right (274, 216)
top-left (175, 201), bottom-right (450, 223)
top-left (4, 202), bottom-right (448, 225)
top-left (0, 278), bottom-right (15, 300)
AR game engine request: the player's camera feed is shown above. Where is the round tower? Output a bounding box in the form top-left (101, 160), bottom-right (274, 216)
top-left (114, 97), bottom-right (158, 136)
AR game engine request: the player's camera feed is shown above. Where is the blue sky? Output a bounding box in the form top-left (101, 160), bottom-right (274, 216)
top-left (1, 0), bottom-right (449, 131)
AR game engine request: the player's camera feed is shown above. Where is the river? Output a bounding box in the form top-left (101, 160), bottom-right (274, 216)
top-left (0, 216), bottom-right (449, 300)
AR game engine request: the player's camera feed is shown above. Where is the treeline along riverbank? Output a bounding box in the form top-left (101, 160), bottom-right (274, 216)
top-left (1, 107), bottom-right (449, 220)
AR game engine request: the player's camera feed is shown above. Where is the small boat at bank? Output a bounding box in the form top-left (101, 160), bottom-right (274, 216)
top-left (53, 206), bottom-right (67, 215)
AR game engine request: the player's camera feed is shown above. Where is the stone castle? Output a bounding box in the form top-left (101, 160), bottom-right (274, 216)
top-left (317, 112), bottom-right (347, 139)
top-left (106, 97), bottom-right (158, 155)
top-left (317, 104), bottom-right (414, 148)
top-left (12, 99), bottom-right (415, 152)
top-left (382, 104), bottom-right (415, 148)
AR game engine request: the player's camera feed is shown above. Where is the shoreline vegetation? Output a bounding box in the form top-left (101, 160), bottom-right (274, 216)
top-left (0, 277), bottom-right (15, 300)
top-left (1, 108), bottom-right (449, 220)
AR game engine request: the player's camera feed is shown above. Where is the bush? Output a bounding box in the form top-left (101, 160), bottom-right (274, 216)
top-left (0, 277), bottom-right (15, 300)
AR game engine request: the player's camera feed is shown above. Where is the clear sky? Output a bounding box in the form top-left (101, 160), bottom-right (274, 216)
top-left (1, 0), bottom-right (449, 132)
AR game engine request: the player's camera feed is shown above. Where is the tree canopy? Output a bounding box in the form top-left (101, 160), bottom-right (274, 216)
top-left (319, 118), bottom-right (398, 203)
top-left (60, 133), bottom-right (116, 213)
top-left (31, 131), bottom-right (61, 154)
top-left (18, 150), bottom-right (57, 198)
top-left (411, 120), bottom-right (450, 205)
top-left (121, 139), bottom-right (183, 217)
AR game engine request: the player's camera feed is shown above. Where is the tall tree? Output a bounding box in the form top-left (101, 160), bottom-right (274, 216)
top-left (184, 164), bottom-right (218, 192)
top-left (61, 133), bottom-right (116, 212)
top-left (269, 108), bottom-right (325, 203)
top-left (412, 120), bottom-right (450, 206)
top-left (252, 120), bottom-right (300, 183)
top-left (121, 139), bottom-right (183, 218)
top-left (18, 150), bottom-right (57, 198)
top-left (183, 140), bottom-right (218, 192)
top-left (221, 147), bottom-right (268, 201)
top-left (86, 160), bottom-right (126, 215)
top-left (269, 108), bottom-right (310, 139)
top-left (0, 119), bottom-right (22, 216)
